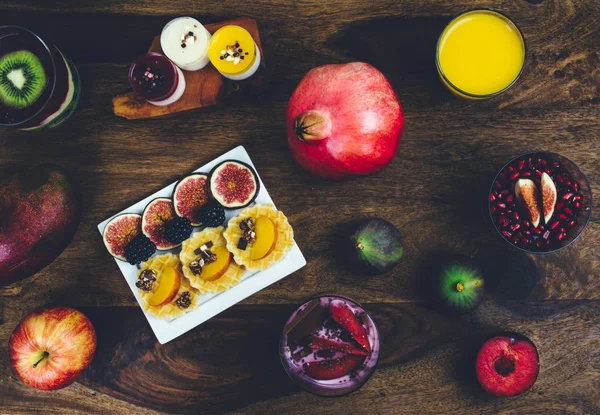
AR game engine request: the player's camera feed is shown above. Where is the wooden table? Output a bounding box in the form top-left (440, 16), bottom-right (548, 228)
top-left (1, 1), bottom-right (598, 413)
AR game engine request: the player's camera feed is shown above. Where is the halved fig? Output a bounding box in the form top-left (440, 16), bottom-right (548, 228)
top-left (103, 213), bottom-right (142, 261)
top-left (209, 160), bottom-right (259, 209)
top-left (172, 173), bottom-right (209, 226)
top-left (142, 197), bottom-right (180, 250)
top-left (541, 172), bottom-right (557, 225)
top-left (515, 179), bottom-right (541, 228)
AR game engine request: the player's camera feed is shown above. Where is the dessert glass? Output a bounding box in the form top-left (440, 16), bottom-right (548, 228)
top-left (487, 152), bottom-right (592, 254)
top-left (0, 26), bottom-right (80, 130)
top-left (279, 295), bottom-right (380, 396)
top-left (129, 52), bottom-right (186, 106)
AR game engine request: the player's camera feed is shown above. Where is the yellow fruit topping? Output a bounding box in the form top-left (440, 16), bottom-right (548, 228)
top-left (200, 246), bottom-right (232, 281)
top-left (250, 216), bottom-right (277, 260)
top-left (208, 25), bottom-right (256, 75)
top-left (148, 266), bottom-right (181, 306)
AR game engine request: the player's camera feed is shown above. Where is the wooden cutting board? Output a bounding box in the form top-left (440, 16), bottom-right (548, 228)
top-left (112, 17), bottom-right (267, 120)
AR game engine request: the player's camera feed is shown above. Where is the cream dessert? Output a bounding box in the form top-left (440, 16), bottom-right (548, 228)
top-left (208, 25), bottom-right (261, 81)
top-left (280, 296), bottom-right (380, 396)
top-left (129, 52), bottom-right (186, 106)
top-left (160, 17), bottom-right (211, 71)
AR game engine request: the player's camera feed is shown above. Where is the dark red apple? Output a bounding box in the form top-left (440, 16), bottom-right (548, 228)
top-left (287, 62), bottom-right (404, 179)
top-left (476, 335), bottom-right (539, 397)
top-left (0, 164), bottom-right (81, 287)
top-left (9, 307), bottom-right (96, 390)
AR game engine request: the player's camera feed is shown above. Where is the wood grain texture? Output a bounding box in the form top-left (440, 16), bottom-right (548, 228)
top-left (113, 17), bottom-right (268, 120)
top-left (0, 0), bottom-right (599, 413)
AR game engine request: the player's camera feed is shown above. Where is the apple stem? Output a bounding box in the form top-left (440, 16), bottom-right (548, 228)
top-left (456, 282), bottom-right (464, 292)
top-left (32, 351), bottom-right (49, 368)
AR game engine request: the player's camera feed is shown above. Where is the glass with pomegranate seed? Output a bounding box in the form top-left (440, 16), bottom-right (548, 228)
top-left (279, 295), bottom-right (380, 396)
top-left (129, 52), bottom-right (186, 106)
top-left (488, 152), bottom-right (592, 253)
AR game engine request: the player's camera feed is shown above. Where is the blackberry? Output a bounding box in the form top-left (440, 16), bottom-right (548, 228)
top-left (124, 234), bottom-right (156, 265)
top-left (199, 203), bottom-right (226, 228)
top-left (165, 217), bottom-right (192, 244)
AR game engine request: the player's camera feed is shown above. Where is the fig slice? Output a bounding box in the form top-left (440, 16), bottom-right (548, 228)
top-left (541, 172), bottom-right (557, 225)
top-left (103, 213), bottom-right (142, 261)
top-left (515, 179), bottom-right (541, 228)
top-left (209, 160), bottom-right (259, 209)
top-left (142, 197), bottom-right (180, 250)
top-left (172, 173), bottom-right (209, 226)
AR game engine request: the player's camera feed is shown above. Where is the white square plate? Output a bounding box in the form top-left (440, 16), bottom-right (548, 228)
top-left (97, 146), bottom-right (306, 344)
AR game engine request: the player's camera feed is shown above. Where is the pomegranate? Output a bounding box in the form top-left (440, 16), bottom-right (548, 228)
top-left (287, 62), bottom-right (404, 179)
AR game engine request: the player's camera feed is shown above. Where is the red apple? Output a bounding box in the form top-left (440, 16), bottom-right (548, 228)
top-left (287, 62), bottom-right (404, 180)
top-left (476, 335), bottom-right (539, 397)
top-left (9, 307), bottom-right (96, 390)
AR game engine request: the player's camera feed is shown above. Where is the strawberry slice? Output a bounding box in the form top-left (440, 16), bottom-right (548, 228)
top-left (308, 335), bottom-right (368, 356)
top-left (329, 300), bottom-right (371, 352)
top-left (303, 354), bottom-right (366, 380)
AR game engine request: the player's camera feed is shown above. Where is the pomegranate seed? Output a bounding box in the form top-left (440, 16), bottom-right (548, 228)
top-left (568, 220), bottom-right (576, 228)
top-left (490, 206), bottom-right (497, 214)
top-left (562, 192), bottom-right (574, 200)
top-left (517, 160), bottom-right (525, 171)
top-left (527, 157), bottom-right (533, 167)
top-left (500, 189), bottom-right (510, 197)
top-left (556, 202), bottom-right (564, 211)
top-left (524, 230), bottom-right (532, 236)
top-left (543, 230), bottom-right (551, 239)
top-left (550, 221), bottom-right (560, 230)
top-left (508, 166), bottom-right (516, 173)
top-left (497, 203), bottom-right (506, 209)
top-left (564, 180), bottom-right (572, 187)
top-left (513, 212), bottom-right (520, 221)
top-left (573, 182), bottom-right (579, 192)
top-left (523, 220), bottom-right (531, 228)
top-left (574, 201), bottom-right (582, 210)
top-left (557, 232), bottom-right (566, 241)
top-left (506, 209), bottom-right (513, 215)
top-left (502, 231), bottom-right (512, 239)
top-left (574, 194), bottom-right (582, 201)
top-left (559, 213), bottom-right (568, 220)
top-left (523, 171), bottom-right (532, 178)
top-left (490, 193), bottom-right (496, 202)
top-left (556, 175), bottom-right (564, 183)
top-left (535, 170), bottom-right (543, 177)
top-left (494, 180), bottom-right (502, 189)
top-left (560, 227), bottom-right (566, 234)
top-left (511, 237), bottom-right (519, 245)
top-left (564, 207), bottom-right (574, 216)
top-left (535, 240), bottom-right (543, 248)
top-left (510, 172), bottom-right (520, 180)
top-left (533, 227), bottom-right (542, 235)
top-left (510, 223), bottom-right (521, 232)
top-left (544, 169), bottom-right (552, 175)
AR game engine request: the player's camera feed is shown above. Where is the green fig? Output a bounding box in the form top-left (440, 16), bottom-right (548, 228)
top-left (349, 218), bottom-right (403, 274)
top-left (436, 260), bottom-right (484, 312)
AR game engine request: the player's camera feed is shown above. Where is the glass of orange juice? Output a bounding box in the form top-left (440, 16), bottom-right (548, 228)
top-left (436, 9), bottom-right (526, 99)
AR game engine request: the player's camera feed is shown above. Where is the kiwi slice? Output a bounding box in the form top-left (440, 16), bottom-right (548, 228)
top-left (0, 50), bottom-right (47, 109)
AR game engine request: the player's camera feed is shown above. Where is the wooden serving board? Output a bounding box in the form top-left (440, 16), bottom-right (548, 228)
top-left (112, 17), bottom-right (267, 120)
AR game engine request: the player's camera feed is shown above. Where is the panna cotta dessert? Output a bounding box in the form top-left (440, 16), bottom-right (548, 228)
top-left (129, 52), bottom-right (186, 106)
top-left (280, 296), bottom-right (380, 396)
top-left (160, 17), bottom-right (211, 71)
top-left (0, 26), bottom-right (80, 130)
top-left (208, 25), bottom-right (261, 81)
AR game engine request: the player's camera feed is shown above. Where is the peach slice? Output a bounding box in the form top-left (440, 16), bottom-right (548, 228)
top-left (200, 246), bottom-right (232, 281)
top-left (541, 172), bottom-right (557, 225)
top-left (148, 266), bottom-right (181, 306)
top-left (250, 216), bottom-right (277, 260)
top-left (515, 179), bottom-right (541, 228)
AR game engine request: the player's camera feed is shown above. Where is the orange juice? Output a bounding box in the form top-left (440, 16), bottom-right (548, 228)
top-left (436, 10), bottom-right (525, 98)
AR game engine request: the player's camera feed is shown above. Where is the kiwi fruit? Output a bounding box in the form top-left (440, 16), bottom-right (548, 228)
top-left (0, 50), bottom-right (47, 109)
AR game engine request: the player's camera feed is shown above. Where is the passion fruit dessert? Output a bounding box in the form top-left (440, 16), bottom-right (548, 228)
top-left (209, 160), bottom-right (259, 209)
top-left (348, 218), bottom-right (403, 274)
top-left (141, 197), bottom-right (181, 250)
top-left (172, 173), bottom-right (209, 226)
top-left (434, 258), bottom-right (484, 313)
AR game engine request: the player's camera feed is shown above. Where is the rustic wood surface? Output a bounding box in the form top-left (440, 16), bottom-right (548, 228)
top-left (0, 0), bottom-right (599, 414)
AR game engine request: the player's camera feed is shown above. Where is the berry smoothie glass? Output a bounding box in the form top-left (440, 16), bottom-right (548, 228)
top-left (280, 295), bottom-right (380, 396)
top-left (488, 152), bottom-right (592, 253)
top-left (0, 26), bottom-right (80, 130)
top-left (129, 52), bottom-right (186, 106)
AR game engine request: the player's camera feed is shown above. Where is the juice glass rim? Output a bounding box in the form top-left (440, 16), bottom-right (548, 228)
top-left (279, 294), bottom-right (381, 397)
top-left (0, 25), bottom-right (58, 127)
top-left (435, 8), bottom-right (527, 99)
top-left (487, 151), bottom-right (593, 254)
